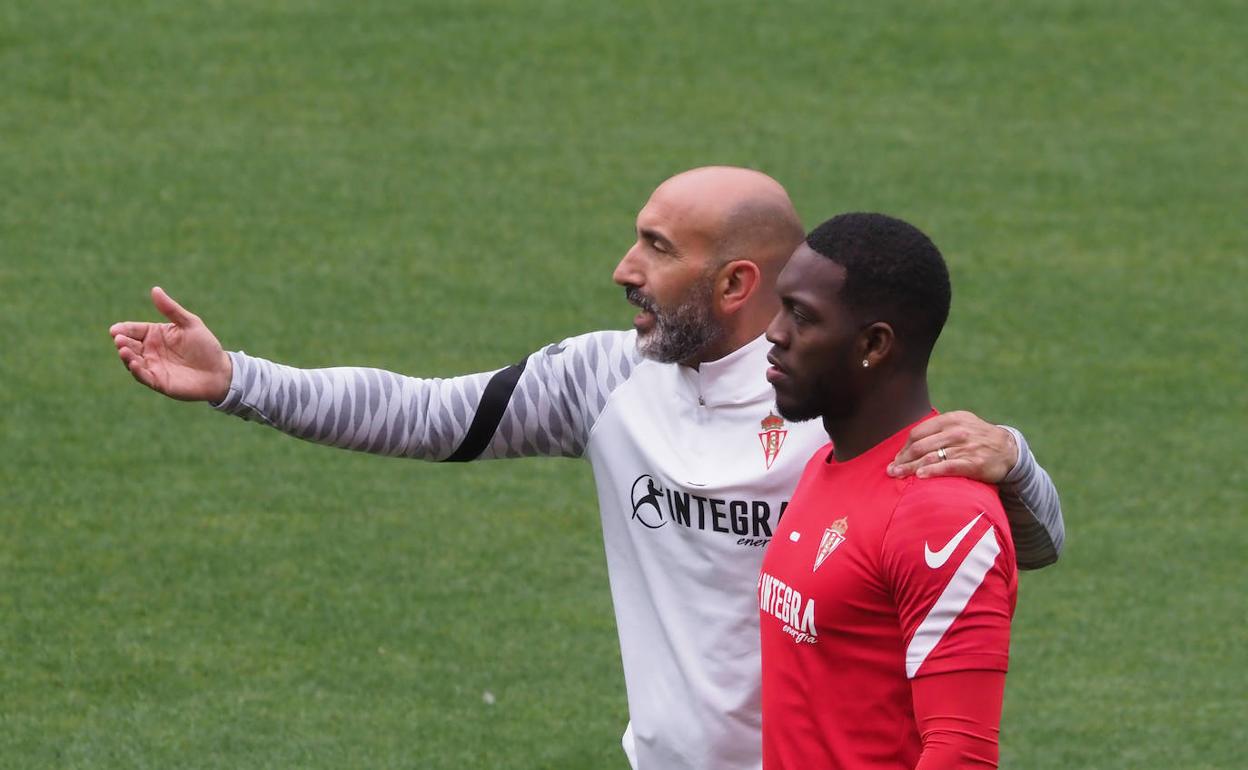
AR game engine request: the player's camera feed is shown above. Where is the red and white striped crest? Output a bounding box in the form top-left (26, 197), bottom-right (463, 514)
top-left (758, 413), bottom-right (788, 469)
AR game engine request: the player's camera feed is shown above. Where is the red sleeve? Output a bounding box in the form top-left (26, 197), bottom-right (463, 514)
top-left (882, 479), bottom-right (1017, 679)
top-left (911, 670), bottom-right (1004, 769)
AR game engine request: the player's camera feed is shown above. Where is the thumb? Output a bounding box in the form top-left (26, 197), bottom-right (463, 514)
top-left (151, 286), bottom-right (197, 327)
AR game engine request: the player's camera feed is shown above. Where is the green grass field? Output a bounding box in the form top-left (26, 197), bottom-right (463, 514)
top-left (2, 1), bottom-right (1244, 767)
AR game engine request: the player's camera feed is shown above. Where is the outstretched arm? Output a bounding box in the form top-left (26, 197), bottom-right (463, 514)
top-left (887, 411), bottom-right (1065, 569)
top-left (110, 288), bottom-right (642, 461)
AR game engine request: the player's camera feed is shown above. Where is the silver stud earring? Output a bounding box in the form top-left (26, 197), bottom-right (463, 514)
top-left (862, 359), bottom-right (869, 368)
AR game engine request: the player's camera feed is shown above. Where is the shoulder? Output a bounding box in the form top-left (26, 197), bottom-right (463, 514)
top-left (886, 477), bottom-right (1010, 552)
top-left (518, 329), bottom-right (643, 382)
top-left (527, 330), bottom-right (646, 438)
top-left (884, 477), bottom-right (1015, 572)
top-left (554, 328), bottom-right (638, 349)
top-left (531, 329), bottom-right (641, 368)
top-left (896, 477), bottom-right (1003, 518)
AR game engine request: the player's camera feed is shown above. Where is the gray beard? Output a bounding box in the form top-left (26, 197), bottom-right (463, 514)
top-left (628, 278), bottom-right (723, 365)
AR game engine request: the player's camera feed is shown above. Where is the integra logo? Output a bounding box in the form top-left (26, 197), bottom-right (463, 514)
top-left (628, 474), bottom-right (786, 545)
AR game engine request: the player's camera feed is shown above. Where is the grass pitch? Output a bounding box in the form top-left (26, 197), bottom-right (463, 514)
top-left (1, 1), bottom-right (1244, 767)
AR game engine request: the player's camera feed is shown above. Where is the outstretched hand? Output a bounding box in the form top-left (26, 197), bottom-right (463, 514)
top-left (887, 410), bottom-right (1019, 484)
top-left (109, 287), bottom-right (232, 402)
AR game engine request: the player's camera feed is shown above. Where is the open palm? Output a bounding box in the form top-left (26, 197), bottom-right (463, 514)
top-left (109, 287), bottom-right (233, 402)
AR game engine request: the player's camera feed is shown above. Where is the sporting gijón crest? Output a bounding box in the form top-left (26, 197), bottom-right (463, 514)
top-left (759, 413), bottom-right (788, 470)
top-left (813, 517), bottom-right (848, 572)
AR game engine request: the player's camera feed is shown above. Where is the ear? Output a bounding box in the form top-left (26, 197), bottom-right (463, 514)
top-left (858, 321), bottom-right (896, 367)
top-left (716, 260), bottom-right (762, 315)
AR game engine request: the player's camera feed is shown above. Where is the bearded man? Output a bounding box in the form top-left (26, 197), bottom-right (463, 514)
top-left (110, 167), bottom-right (1064, 770)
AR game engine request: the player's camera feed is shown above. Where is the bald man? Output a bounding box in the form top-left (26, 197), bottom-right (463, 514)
top-left (110, 167), bottom-right (1064, 770)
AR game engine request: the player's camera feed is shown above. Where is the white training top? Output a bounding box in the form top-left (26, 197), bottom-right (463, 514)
top-left (215, 330), bottom-right (1063, 770)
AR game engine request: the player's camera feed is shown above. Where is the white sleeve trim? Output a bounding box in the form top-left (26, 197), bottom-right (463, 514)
top-left (906, 527), bottom-right (1002, 678)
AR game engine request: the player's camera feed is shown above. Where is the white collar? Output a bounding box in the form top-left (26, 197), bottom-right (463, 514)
top-left (675, 334), bottom-right (773, 407)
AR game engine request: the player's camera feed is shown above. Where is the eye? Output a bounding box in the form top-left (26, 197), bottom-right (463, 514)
top-left (782, 299), bottom-right (811, 326)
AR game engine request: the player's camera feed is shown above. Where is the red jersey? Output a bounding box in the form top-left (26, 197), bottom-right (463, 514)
top-left (758, 414), bottom-right (1017, 769)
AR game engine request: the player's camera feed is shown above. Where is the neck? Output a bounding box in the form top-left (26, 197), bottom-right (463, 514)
top-left (682, 328), bottom-right (756, 368)
top-left (823, 376), bottom-right (931, 462)
top-left (682, 298), bottom-right (778, 369)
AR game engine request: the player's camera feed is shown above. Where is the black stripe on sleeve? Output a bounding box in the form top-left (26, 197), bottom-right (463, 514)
top-left (442, 358), bottom-right (528, 462)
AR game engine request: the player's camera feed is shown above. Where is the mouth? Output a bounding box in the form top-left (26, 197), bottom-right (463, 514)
top-left (625, 288), bottom-right (658, 333)
top-left (765, 352), bottom-right (788, 384)
top-left (633, 309), bottom-right (657, 333)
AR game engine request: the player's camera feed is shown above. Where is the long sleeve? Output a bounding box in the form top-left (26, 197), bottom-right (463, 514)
top-left (212, 330), bottom-right (641, 462)
top-left (883, 487), bottom-right (1014, 769)
top-left (998, 426), bottom-right (1065, 570)
top-left (911, 670), bottom-right (1004, 769)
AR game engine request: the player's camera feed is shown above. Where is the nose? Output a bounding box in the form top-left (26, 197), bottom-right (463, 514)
top-left (765, 311), bottom-right (789, 348)
top-left (613, 243), bottom-right (644, 288)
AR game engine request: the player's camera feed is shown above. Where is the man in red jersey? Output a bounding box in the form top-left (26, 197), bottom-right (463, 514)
top-left (759, 212), bottom-right (1018, 769)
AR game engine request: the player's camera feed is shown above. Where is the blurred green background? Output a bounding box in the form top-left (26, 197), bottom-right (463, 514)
top-left (1, 1), bottom-right (1244, 767)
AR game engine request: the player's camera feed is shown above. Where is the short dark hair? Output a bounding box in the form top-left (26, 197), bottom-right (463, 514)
top-left (805, 213), bottom-right (951, 363)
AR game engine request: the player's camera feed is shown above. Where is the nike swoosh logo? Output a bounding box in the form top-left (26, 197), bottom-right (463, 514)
top-left (924, 513), bottom-right (985, 568)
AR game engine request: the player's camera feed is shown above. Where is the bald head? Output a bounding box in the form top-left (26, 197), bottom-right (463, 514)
top-left (614, 166), bottom-right (805, 365)
top-left (651, 167), bottom-right (802, 284)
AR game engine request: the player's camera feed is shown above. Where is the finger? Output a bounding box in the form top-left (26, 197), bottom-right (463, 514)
top-left (151, 286), bottom-right (196, 327)
top-left (915, 458), bottom-right (978, 480)
top-left (887, 458), bottom-right (920, 478)
top-left (109, 321), bottom-right (152, 340)
top-left (121, 348), bottom-right (158, 390)
top-left (900, 412), bottom-right (962, 443)
top-left (892, 431), bottom-right (954, 466)
top-left (113, 334), bottom-right (142, 354)
top-left (118, 345), bottom-right (141, 373)
top-left (118, 345), bottom-right (140, 368)
top-left (888, 448), bottom-right (946, 478)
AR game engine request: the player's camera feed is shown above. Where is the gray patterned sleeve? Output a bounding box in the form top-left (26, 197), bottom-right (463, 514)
top-left (998, 425), bottom-right (1066, 570)
top-left (212, 330), bottom-right (642, 461)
